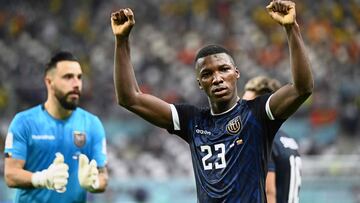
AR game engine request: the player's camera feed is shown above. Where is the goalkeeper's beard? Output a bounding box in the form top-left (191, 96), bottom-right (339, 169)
top-left (54, 89), bottom-right (81, 110)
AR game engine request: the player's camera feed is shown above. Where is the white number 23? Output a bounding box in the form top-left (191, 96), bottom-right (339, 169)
top-left (200, 143), bottom-right (226, 170)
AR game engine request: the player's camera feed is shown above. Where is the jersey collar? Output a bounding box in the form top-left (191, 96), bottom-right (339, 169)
top-left (211, 97), bottom-right (240, 116)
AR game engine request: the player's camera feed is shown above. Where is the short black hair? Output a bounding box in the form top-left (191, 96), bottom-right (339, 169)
top-left (45, 51), bottom-right (78, 74)
top-left (194, 44), bottom-right (233, 63)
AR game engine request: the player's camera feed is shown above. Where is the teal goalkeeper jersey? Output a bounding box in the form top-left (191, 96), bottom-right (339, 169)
top-left (4, 104), bottom-right (107, 203)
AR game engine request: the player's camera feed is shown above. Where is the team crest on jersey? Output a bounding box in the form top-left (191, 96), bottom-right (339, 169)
top-left (73, 131), bottom-right (86, 147)
top-left (226, 116), bottom-right (242, 135)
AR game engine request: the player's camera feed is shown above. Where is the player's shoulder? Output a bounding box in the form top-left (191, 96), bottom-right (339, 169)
top-left (13, 105), bottom-right (42, 120)
top-left (274, 130), bottom-right (299, 151)
top-left (75, 107), bottom-right (96, 117)
top-left (194, 105), bottom-right (212, 119)
top-left (74, 107), bottom-right (102, 122)
top-left (240, 95), bottom-right (269, 117)
top-left (242, 93), bottom-right (271, 106)
top-left (8, 105), bottom-right (42, 129)
top-left (174, 103), bottom-right (209, 115)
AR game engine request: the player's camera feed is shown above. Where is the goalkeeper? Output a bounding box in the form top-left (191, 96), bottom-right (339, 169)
top-left (3, 51), bottom-right (108, 203)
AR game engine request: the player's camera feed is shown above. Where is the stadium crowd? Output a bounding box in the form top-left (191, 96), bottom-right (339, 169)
top-left (0, 0), bottom-right (359, 184)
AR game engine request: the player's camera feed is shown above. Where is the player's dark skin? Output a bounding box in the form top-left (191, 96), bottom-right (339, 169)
top-left (111, 1), bottom-right (313, 202)
top-left (110, 1), bottom-right (313, 129)
top-left (195, 53), bottom-right (240, 114)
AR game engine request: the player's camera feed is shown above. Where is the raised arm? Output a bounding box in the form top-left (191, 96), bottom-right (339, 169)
top-left (266, 0), bottom-right (314, 119)
top-left (111, 8), bottom-right (173, 129)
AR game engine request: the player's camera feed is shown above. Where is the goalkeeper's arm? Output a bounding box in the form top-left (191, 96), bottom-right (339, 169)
top-left (4, 153), bottom-right (69, 193)
top-left (78, 154), bottom-right (108, 193)
top-left (94, 167), bottom-right (108, 193)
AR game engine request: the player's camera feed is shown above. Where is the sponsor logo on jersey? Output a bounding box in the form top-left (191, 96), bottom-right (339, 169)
top-left (73, 131), bottom-right (86, 147)
top-left (31, 135), bottom-right (56, 140)
top-left (226, 116), bottom-right (242, 135)
top-left (195, 128), bottom-right (212, 135)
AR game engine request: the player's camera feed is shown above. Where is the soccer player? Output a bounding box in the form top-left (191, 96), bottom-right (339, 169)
top-left (243, 76), bottom-right (302, 203)
top-left (111, 0), bottom-right (312, 202)
top-left (4, 51), bottom-right (108, 203)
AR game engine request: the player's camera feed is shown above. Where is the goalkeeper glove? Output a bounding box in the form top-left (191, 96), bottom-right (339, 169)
top-left (31, 152), bottom-right (69, 193)
top-left (78, 154), bottom-right (100, 191)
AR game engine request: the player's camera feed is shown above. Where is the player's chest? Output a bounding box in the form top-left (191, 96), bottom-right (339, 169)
top-left (190, 113), bottom-right (265, 170)
top-left (191, 112), bottom-right (262, 145)
top-left (28, 121), bottom-right (90, 150)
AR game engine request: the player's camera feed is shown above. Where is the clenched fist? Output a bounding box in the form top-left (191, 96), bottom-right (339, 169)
top-left (111, 8), bottom-right (135, 38)
top-left (266, 0), bottom-right (296, 26)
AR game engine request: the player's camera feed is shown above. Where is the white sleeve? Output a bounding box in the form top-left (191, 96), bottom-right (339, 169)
top-left (265, 94), bottom-right (275, 120)
top-left (169, 104), bottom-right (180, 130)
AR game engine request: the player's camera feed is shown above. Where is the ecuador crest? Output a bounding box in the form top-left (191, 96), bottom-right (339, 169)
top-left (226, 116), bottom-right (242, 135)
top-left (73, 131), bottom-right (86, 147)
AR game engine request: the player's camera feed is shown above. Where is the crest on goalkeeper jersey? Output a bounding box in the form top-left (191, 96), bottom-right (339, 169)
top-left (73, 131), bottom-right (86, 147)
top-left (226, 116), bottom-right (242, 135)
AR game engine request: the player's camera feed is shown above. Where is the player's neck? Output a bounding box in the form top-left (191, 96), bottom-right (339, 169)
top-left (44, 98), bottom-right (73, 120)
top-left (210, 96), bottom-right (240, 115)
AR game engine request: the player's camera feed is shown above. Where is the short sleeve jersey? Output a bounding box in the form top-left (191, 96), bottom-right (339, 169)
top-left (268, 131), bottom-right (301, 203)
top-left (168, 94), bottom-right (285, 203)
top-left (4, 104), bottom-right (107, 203)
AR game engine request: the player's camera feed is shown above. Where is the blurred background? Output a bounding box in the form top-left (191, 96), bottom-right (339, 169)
top-left (0, 0), bottom-right (359, 202)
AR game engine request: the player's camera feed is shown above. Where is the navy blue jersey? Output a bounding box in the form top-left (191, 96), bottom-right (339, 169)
top-left (168, 94), bottom-right (285, 203)
top-left (268, 131), bottom-right (301, 203)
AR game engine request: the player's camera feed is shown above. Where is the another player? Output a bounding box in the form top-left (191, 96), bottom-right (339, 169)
top-left (4, 51), bottom-right (108, 203)
top-left (111, 0), bottom-right (312, 202)
top-left (243, 76), bottom-right (302, 203)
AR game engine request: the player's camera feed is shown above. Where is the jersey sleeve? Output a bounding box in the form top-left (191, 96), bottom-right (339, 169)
top-left (268, 153), bottom-right (276, 172)
top-left (167, 104), bottom-right (197, 143)
top-left (89, 116), bottom-right (107, 168)
top-left (248, 94), bottom-right (285, 141)
top-left (4, 114), bottom-right (29, 160)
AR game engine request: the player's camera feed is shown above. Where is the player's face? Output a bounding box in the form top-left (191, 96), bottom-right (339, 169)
top-left (51, 61), bottom-right (83, 110)
top-left (196, 53), bottom-right (240, 103)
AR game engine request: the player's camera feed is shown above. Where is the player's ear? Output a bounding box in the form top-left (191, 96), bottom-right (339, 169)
top-left (44, 73), bottom-right (54, 88)
top-left (197, 79), bottom-right (203, 90)
top-left (235, 67), bottom-right (240, 79)
top-left (44, 76), bottom-right (51, 86)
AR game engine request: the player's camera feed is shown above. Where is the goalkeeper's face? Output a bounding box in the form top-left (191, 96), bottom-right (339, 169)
top-left (49, 61), bottom-right (83, 110)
